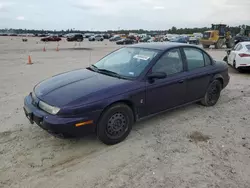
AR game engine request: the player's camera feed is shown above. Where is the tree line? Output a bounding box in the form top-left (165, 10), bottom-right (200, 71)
top-left (0, 25), bottom-right (246, 36)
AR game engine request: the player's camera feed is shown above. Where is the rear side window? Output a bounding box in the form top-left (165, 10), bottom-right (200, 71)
top-left (204, 53), bottom-right (212, 66)
top-left (183, 48), bottom-right (205, 70)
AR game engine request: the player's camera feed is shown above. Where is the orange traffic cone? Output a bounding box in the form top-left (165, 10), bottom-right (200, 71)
top-left (43, 46), bottom-right (46, 52)
top-left (27, 55), bottom-right (33, 65)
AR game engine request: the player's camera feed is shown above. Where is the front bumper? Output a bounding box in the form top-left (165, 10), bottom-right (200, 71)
top-left (23, 94), bottom-right (102, 137)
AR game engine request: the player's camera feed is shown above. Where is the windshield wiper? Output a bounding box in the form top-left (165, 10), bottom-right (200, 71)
top-left (97, 68), bottom-right (123, 79)
top-left (89, 64), bottom-right (99, 72)
top-left (90, 65), bottom-right (126, 79)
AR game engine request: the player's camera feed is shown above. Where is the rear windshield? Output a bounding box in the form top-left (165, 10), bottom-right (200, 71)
top-left (246, 45), bottom-right (250, 50)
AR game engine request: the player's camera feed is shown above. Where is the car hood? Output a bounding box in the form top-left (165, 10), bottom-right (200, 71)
top-left (34, 68), bottom-right (132, 107)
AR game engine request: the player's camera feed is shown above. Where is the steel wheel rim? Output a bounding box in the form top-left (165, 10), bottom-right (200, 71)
top-left (208, 82), bottom-right (220, 104)
top-left (106, 112), bottom-right (128, 139)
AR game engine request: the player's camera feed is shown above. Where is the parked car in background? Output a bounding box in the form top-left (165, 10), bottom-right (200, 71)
top-left (169, 36), bottom-right (188, 43)
top-left (109, 36), bottom-right (121, 42)
top-left (103, 34), bottom-right (111, 39)
top-left (84, 33), bottom-right (95, 38)
top-left (38, 34), bottom-right (48, 37)
top-left (193, 33), bottom-right (203, 39)
top-left (23, 43), bottom-right (229, 145)
top-left (188, 36), bottom-right (199, 45)
top-left (66, 33), bottom-right (84, 42)
top-left (116, 38), bottom-right (135, 45)
top-left (140, 36), bottom-right (151, 42)
top-left (233, 35), bottom-right (250, 46)
top-left (224, 41), bottom-right (250, 72)
top-left (147, 38), bottom-right (155, 43)
top-left (164, 34), bottom-right (179, 41)
top-left (127, 35), bottom-right (137, 40)
top-left (89, 35), bottom-right (104, 41)
top-left (41, 35), bottom-right (62, 42)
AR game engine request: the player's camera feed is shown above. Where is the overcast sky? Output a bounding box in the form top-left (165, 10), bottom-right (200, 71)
top-left (0, 0), bottom-right (249, 30)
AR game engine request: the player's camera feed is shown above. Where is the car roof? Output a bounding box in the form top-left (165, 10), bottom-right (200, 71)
top-left (129, 42), bottom-right (198, 50)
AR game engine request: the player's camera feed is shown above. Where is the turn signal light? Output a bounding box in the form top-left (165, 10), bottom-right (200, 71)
top-left (75, 120), bottom-right (93, 127)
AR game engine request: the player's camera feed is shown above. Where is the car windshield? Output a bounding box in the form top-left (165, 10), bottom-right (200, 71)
top-left (246, 45), bottom-right (250, 50)
top-left (92, 47), bottom-right (160, 79)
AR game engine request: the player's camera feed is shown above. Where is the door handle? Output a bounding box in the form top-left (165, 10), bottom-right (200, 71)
top-left (178, 80), bottom-right (184, 83)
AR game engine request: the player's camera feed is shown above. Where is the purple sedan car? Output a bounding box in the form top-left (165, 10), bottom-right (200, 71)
top-left (23, 43), bottom-right (229, 145)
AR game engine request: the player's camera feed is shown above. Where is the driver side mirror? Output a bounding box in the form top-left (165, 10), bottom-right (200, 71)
top-left (147, 72), bottom-right (167, 81)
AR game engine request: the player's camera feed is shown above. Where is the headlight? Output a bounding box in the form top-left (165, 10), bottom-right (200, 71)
top-left (39, 100), bottom-right (60, 115)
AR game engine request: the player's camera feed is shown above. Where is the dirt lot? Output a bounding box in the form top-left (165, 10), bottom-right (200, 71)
top-left (0, 36), bottom-right (250, 188)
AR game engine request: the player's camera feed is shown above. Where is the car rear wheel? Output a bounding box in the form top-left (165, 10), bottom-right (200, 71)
top-left (202, 44), bottom-right (210, 48)
top-left (223, 55), bottom-right (228, 63)
top-left (201, 80), bottom-right (222, 106)
top-left (215, 39), bottom-right (224, 49)
top-left (233, 60), bottom-right (244, 73)
top-left (97, 103), bottom-right (134, 145)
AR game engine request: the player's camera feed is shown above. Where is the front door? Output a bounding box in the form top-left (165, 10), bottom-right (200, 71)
top-left (145, 48), bottom-right (187, 115)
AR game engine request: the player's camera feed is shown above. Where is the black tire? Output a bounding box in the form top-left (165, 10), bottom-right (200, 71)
top-left (215, 39), bottom-right (224, 49)
top-left (201, 80), bottom-right (222, 106)
top-left (237, 68), bottom-right (244, 73)
top-left (202, 44), bottom-right (210, 49)
top-left (233, 60), bottom-right (236, 68)
top-left (97, 103), bottom-right (134, 145)
top-left (233, 60), bottom-right (244, 73)
top-left (223, 56), bottom-right (228, 63)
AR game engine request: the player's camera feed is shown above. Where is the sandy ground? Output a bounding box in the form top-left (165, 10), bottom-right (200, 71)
top-left (0, 36), bottom-right (250, 188)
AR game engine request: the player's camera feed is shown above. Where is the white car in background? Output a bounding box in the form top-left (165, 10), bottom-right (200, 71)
top-left (89, 35), bottom-right (104, 41)
top-left (227, 42), bottom-right (250, 72)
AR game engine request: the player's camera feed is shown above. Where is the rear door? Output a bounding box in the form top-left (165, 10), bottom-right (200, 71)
top-left (182, 47), bottom-right (214, 102)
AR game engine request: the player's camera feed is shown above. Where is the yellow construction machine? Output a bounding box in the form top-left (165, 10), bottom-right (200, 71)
top-left (200, 24), bottom-right (234, 49)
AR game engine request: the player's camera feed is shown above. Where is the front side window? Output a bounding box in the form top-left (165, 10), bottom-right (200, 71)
top-left (93, 47), bottom-right (160, 78)
top-left (184, 48), bottom-right (205, 70)
top-left (152, 48), bottom-right (183, 76)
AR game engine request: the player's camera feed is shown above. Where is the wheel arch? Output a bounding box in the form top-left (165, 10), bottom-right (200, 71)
top-left (98, 99), bottom-right (137, 124)
top-left (212, 74), bottom-right (224, 87)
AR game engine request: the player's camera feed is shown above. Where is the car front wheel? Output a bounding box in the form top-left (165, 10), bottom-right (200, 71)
top-left (201, 80), bottom-right (222, 106)
top-left (97, 103), bottom-right (134, 145)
